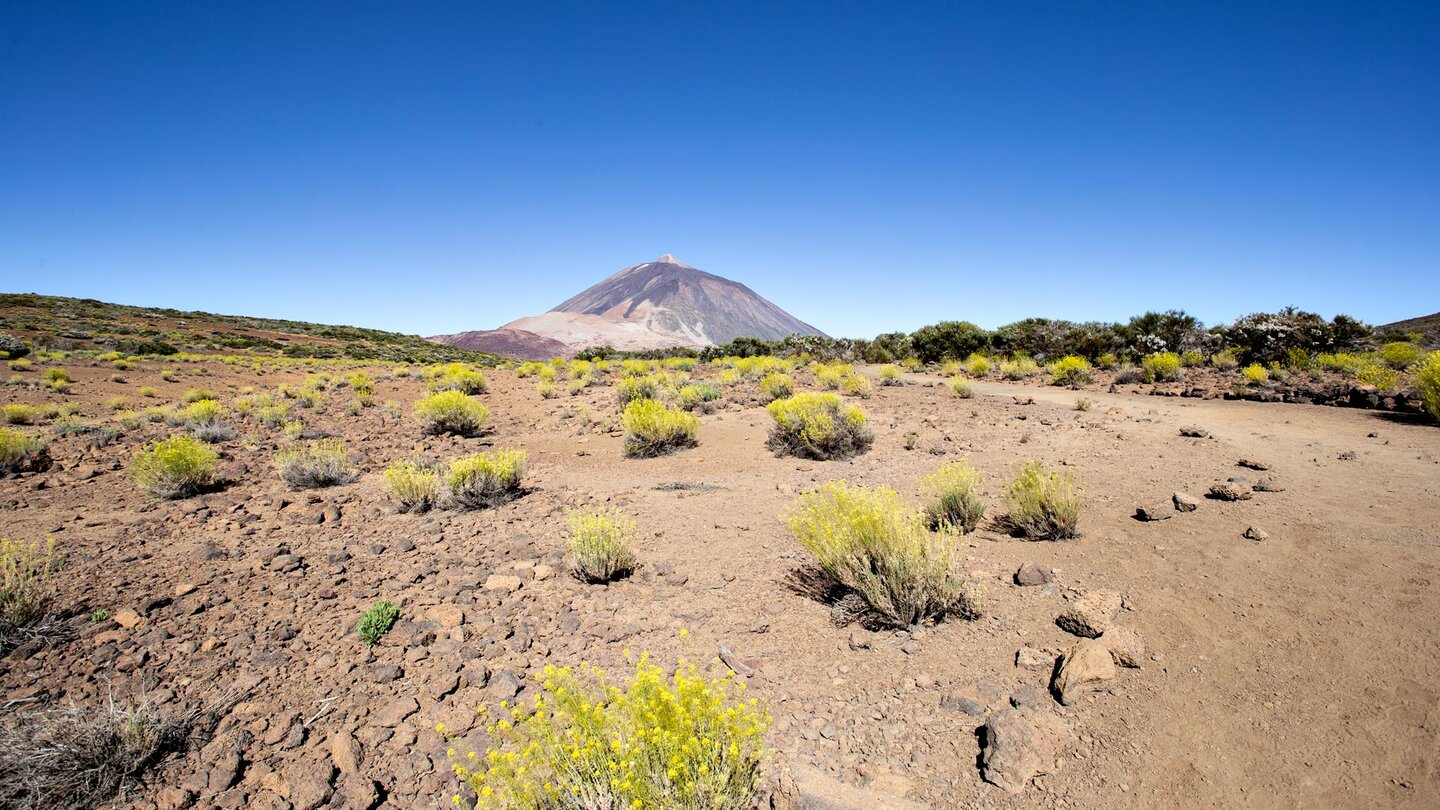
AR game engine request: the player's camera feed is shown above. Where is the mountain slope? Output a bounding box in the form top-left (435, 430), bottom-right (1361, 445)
top-left (427, 327), bottom-right (573, 361)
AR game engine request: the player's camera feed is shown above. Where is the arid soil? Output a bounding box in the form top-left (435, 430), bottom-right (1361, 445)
top-left (3, 360), bottom-right (1439, 809)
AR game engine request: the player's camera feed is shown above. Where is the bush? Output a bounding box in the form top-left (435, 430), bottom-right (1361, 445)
top-left (1414, 351), bottom-right (1440, 421)
top-left (3, 404), bottom-right (39, 425)
top-left (1, 536), bottom-right (62, 643)
top-left (615, 376), bottom-right (658, 408)
top-left (1355, 362), bottom-right (1400, 391)
top-left (448, 656), bottom-right (769, 810)
top-left (1141, 352), bottom-right (1182, 382)
top-left (383, 460), bottom-right (441, 513)
top-left (358, 600), bottom-right (400, 646)
top-left (414, 390), bottom-right (490, 437)
top-left (132, 436), bottom-right (219, 498)
top-left (812, 362), bottom-right (851, 389)
top-left (1242, 363), bottom-right (1269, 384)
top-left (919, 461), bottom-right (986, 534)
top-left (180, 389), bottom-right (217, 404)
top-left (181, 399), bottom-right (223, 425)
top-left (1000, 461), bottom-right (1082, 540)
top-left (621, 399), bottom-right (698, 457)
top-left (1380, 341), bottom-right (1424, 369)
top-left (273, 440), bottom-right (356, 489)
top-left (877, 365), bottom-right (903, 385)
top-left (446, 450), bottom-right (527, 509)
top-left (999, 356), bottom-right (1039, 380)
top-left (766, 392), bottom-right (871, 460)
top-left (962, 354), bottom-right (991, 377)
top-left (429, 363), bottom-right (488, 395)
top-left (44, 368), bottom-right (70, 384)
top-left (536, 380), bottom-right (557, 399)
top-left (565, 508), bottom-right (637, 583)
top-left (948, 378), bottom-right (972, 398)
top-left (679, 383), bottom-right (721, 410)
top-left (1211, 349), bottom-right (1240, 370)
top-left (784, 482), bottom-right (982, 627)
top-left (1074, 396), bottom-right (1093, 411)
top-left (1095, 353), bottom-right (1119, 369)
top-left (1047, 355), bottom-right (1093, 386)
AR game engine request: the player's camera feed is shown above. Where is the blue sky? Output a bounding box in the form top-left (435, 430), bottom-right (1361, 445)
top-left (2, 2), bottom-right (1436, 339)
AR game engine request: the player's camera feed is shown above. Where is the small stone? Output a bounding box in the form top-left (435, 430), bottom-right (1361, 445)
top-left (1051, 639), bottom-right (1117, 705)
top-left (847, 631), bottom-right (871, 651)
top-left (483, 574), bottom-right (523, 593)
top-left (428, 605), bottom-right (464, 628)
top-left (1015, 645), bottom-right (1053, 670)
top-left (940, 694), bottom-right (988, 716)
top-left (373, 696), bottom-right (418, 728)
top-left (111, 607), bottom-right (143, 629)
top-left (1179, 426), bottom-right (1210, 438)
top-left (1172, 492), bottom-right (1199, 512)
top-left (899, 640), bottom-right (922, 655)
top-left (1014, 562), bottom-right (1054, 586)
top-left (1008, 685), bottom-right (1051, 710)
top-left (1056, 590), bottom-right (1122, 638)
top-left (1100, 626), bottom-right (1146, 668)
top-left (1243, 526), bottom-right (1269, 542)
top-left (1207, 482), bottom-right (1252, 501)
top-left (1237, 458), bottom-right (1271, 470)
top-left (1134, 504), bottom-right (1172, 521)
top-left (1252, 478), bottom-right (1286, 493)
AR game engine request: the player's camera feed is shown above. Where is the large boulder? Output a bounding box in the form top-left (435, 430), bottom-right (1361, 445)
top-left (980, 707), bottom-right (1070, 794)
top-left (0, 333), bottom-right (29, 359)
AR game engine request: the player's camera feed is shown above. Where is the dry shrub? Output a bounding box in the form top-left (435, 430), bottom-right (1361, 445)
top-left (0, 428), bottom-right (49, 473)
top-left (783, 481), bottom-right (983, 628)
top-left (1, 537), bottom-right (63, 652)
top-left (621, 399), bottom-right (698, 457)
top-left (446, 449), bottom-right (527, 509)
top-left (273, 439), bottom-right (356, 489)
top-left (877, 364), bottom-right (903, 385)
top-left (414, 390), bottom-right (490, 437)
top-left (565, 508), bottom-right (637, 583)
top-left (131, 436), bottom-right (218, 498)
top-left (919, 460), bottom-right (986, 534)
top-left (383, 460), bottom-right (441, 513)
top-left (1000, 461), bottom-right (1083, 540)
top-left (765, 392), bottom-right (871, 460)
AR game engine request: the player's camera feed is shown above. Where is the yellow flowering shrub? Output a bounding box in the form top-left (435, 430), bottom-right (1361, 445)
top-left (962, 354), bottom-right (991, 377)
top-left (565, 508), bottom-right (637, 583)
top-left (1047, 355), bottom-right (1093, 386)
top-left (811, 362), bottom-right (852, 390)
top-left (621, 399), bottom-right (698, 458)
top-left (765, 392), bottom-right (871, 460)
top-left (1141, 352), bottom-right (1182, 382)
top-left (447, 450), bottom-right (527, 509)
top-left (1001, 461), bottom-right (1082, 540)
top-left (181, 399), bottom-right (223, 425)
top-left (783, 481), bottom-right (982, 627)
top-left (132, 436), bottom-right (218, 498)
top-left (877, 365), bottom-right (903, 385)
top-left (947, 378), bottom-right (972, 398)
top-left (757, 373), bottom-right (794, 402)
top-left (448, 656), bottom-right (769, 810)
top-left (415, 390), bottom-right (490, 437)
top-left (615, 376), bottom-right (658, 409)
top-left (383, 460), bottom-right (441, 513)
top-left (1242, 363), bottom-right (1268, 385)
top-left (1414, 351), bottom-right (1440, 421)
top-left (919, 460), bottom-right (986, 534)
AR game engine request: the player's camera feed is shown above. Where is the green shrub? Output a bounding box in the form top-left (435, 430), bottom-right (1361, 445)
top-left (999, 356), bottom-right (1039, 380)
top-left (414, 390), bottom-right (490, 437)
top-left (1095, 353), bottom-right (1119, 369)
top-left (1355, 362), bottom-right (1399, 391)
top-left (962, 354), bottom-right (992, 376)
top-left (180, 389), bottom-right (217, 404)
top-left (1180, 350), bottom-right (1206, 367)
top-left (812, 362), bottom-right (852, 389)
top-left (565, 508), bottom-right (637, 583)
top-left (430, 366), bottom-right (488, 395)
top-left (1, 537), bottom-right (62, 638)
top-left (1047, 355), bottom-right (1093, 386)
top-left (446, 450), bottom-right (527, 509)
top-left (383, 460), bottom-right (441, 513)
top-left (840, 373), bottom-right (873, 399)
top-left (7, 359), bottom-right (32, 371)
top-left (1242, 363), bottom-right (1269, 384)
top-left (784, 481), bottom-right (983, 627)
top-left (44, 369), bottom-right (70, 384)
top-left (1210, 349), bottom-right (1240, 370)
top-left (1380, 341), bottom-right (1424, 369)
top-left (919, 460), bottom-right (986, 534)
top-left (679, 383), bottom-right (721, 410)
top-left (357, 600), bottom-right (400, 646)
top-left (138, 387), bottom-right (157, 398)
top-left (1283, 347), bottom-right (1313, 369)
top-left (1141, 352), bottom-right (1182, 382)
top-left (1416, 351), bottom-right (1440, 421)
top-left (765, 392), bottom-right (871, 460)
top-left (1000, 461), bottom-right (1082, 540)
top-left (132, 436), bottom-right (219, 498)
top-left (536, 380), bottom-right (557, 399)
top-left (449, 655), bottom-right (769, 810)
top-left (621, 399), bottom-right (699, 457)
top-left (948, 378), bottom-right (972, 398)
top-left (347, 371), bottom-right (376, 396)
top-left (615, 376), bottom-right (657, 408)
top-left (180, 399), bottom-right (223, 425)
top-left (877, 365), bottom-right (903, 386)
top-left (273, 439), bottom-right (356, 489)
top-left (2, 404), bottom-right (39, 425)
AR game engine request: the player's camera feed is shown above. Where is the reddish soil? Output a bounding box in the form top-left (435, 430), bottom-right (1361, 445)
top-left (3, 359), bottom-right (1438, 809)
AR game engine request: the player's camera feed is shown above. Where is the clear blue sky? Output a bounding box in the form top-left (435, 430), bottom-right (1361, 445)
top-left (2, 2), bottom-right (1436, 339)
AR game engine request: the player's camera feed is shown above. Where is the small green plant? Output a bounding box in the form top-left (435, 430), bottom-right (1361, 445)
top-left (1, 537), bottom-right (63, 640)
top-left (357, 600), bottom-right (400, 646)
top-left (383, 460), bottom-right (441, 513)
top-left (784, 481), bottom-right (983, 627)
top-left (448, 656), bottom-right (769, 810)
top-left (414, 390), bottom-right (490, 437)
top-left (765, 392), bottom-right (871, 460)
top-left (160, 369), bottom-right (178, 382)
top-left (44, 368), bottom-right (70, 384)
top-left (1141, 352), bottom-right (1182, 382)
top-left (282, 419), bottom-right (305, 440)
top-left (132, 436), bottom-right (219, 498)
top-left (347, 371), bottom-right (376, 395)
top-left (565, 508), bottom-right (638, 583)
top-left (1414, 351), bottom-right (1440, 421)
top-left (877, 364), bottom-right (903, 385)
top-left (947, 378), bottom-right (973, 398)
top-left (446, 449), bottom-right (527, 509)
top-left (1047, 355), bottom-right (1093, 386)
top-left (273, 439), bottom-right (356, 489)
top-left (1242, 363), bottom-right (1269, 384)
top-left (919, 460), bottom-right (986, 534)
top-left (621, 399), bottom-right (699, 457)
top-left (1000, 461), bottom-right (1082, 540)
top-left (90, 608), bottom-right (110, 623)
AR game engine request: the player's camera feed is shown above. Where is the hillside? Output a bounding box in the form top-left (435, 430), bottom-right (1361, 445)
top-left (1379, 311), bottom-right (1440, 345)
top-left (0, 292), bottom-right (501, 364)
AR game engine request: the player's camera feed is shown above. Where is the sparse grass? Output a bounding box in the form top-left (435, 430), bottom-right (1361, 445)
top-left (447, 656), bottom-right (769, 810)
top-left (414, 390), bottom-right (490, 437)
top-left (273, 439), bottom-right (356, 489)
top-left (947, 378), bottom-right (972, 398)
top-left (132, 436), bottom-right (219, 498)
top-left (383, 460), bottom-right (441, 513)
top-left (1142, 352), bottom-right (1182, 382)
top-left (1000, 461), bottom-right (1082, 540)
top-left (3, 404), bottom-right (39, 425)
top-left (358, 600), bottom-right (400, 646)
top-left (446, 449), bottom-right (527, 509)
top-left (919, 461), bottom-right (986, 534)
top-left (765, 392), bottom-right (871, 460)
top-left (1415, 351), bottom-right (1440, 421)
top-left (1047, 355), bottom-right (1093, 386)
top-left (877, 364), bottom-right (903, 385)
top-left (784, 481), bottom-right (983, 627)
top-left (1, 537), bottom-right (63, 648)
top-left (621, 399), bottom-right (699, 457)
top-left (565, 508), bottom-right (637, 583)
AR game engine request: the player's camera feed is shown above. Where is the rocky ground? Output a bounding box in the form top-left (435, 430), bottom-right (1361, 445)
top-left (3, 359), bottom-right (1439, 809)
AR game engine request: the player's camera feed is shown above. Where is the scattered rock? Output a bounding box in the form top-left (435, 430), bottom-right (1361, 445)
top-left (373, 696), bottom-right (418, 728)
top-left (1172, 492), bottom-right (1199, 512)
top-left (1100, 626), bottom-right (1146, 668)
top-left (1244, 526), bottom-right (1269, 542)
top-left (1055, 590), bottom-right (1121, 638)
top-left (428, 604), bottom-right (464, 628)
top-left (939, 693), bottom-right (988, 716)
top-left (717, 646), bottom-right (755, 677)
top-left (111, 607), bottom-right (143, 629)
top-left (1237, 458), bottom-right (1270, 470)
top-left (779, 763), bottom-right (926, 809)
top-left (1014, 562), bottom-right (1054, 586)
top-left (1252, 478), bottom-right (1285, 493)
top-left (1051, 638), bottom-right (1117, 705)
top-left (483, 574), bottom-right (523, 593)
top-left (980, 707), bottom-right (1070, 794)
top-left (1179, 426), bottom-right (1210, 438)
top-left (1207, 483), bottom-right (1252, 501)
top-left (1134, 504), bottom-right (1172, 521)
top-left (1015, 645), bottom-right (1053, 671)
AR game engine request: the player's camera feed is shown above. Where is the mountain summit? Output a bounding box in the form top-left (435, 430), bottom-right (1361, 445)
top-left (430, 255), bottom-right (825, 357)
